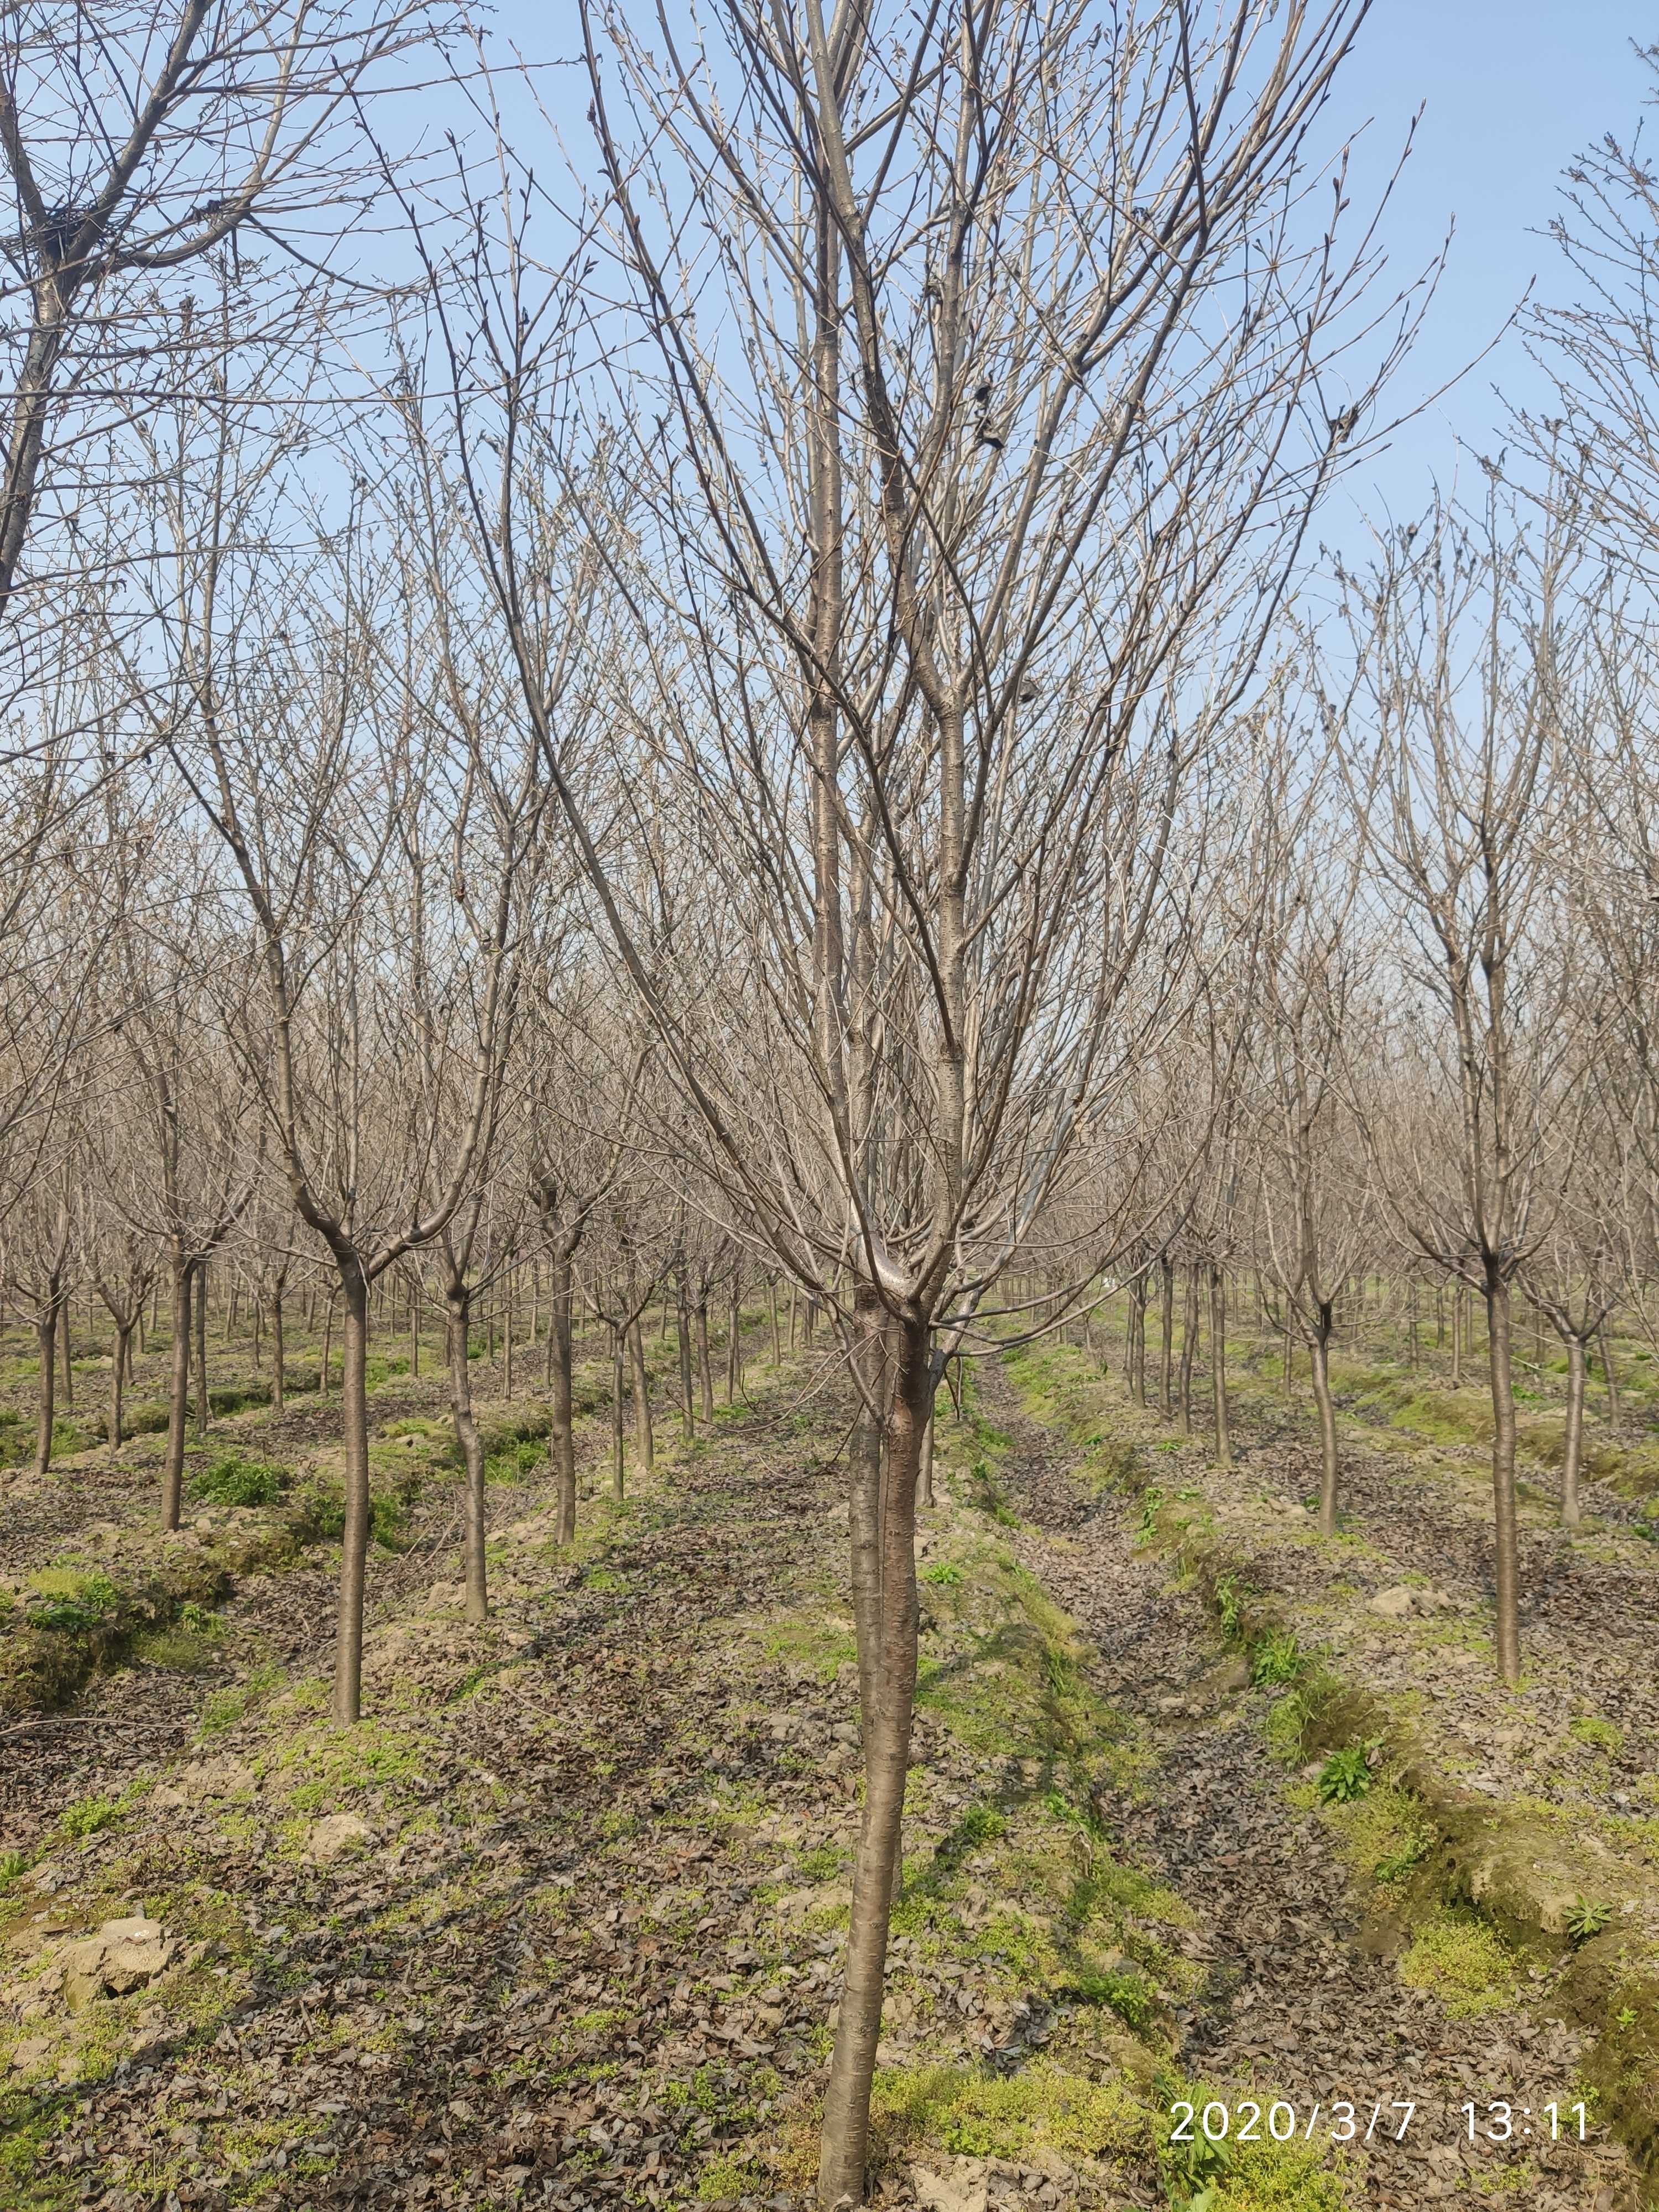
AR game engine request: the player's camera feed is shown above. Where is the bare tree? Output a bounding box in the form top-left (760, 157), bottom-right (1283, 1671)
top-left (1338, 493), bottom-right (1582, 1683)
top-left (382, 1), bottom-right (1425, 2191)
top-left (1249, 711), bottom-right (1375, 1531)
top-left (0, 0), bottom-right (460, 615)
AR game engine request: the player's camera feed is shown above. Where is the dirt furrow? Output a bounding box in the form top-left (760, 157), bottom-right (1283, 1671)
top-left (983, 1365), bottom-right (1636, 2212)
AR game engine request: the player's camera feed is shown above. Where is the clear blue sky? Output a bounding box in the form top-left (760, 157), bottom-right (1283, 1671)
top-left (1322, 1), bottom-right (1652, 525)
top-left (484, 2), bottom-right (1652, 528)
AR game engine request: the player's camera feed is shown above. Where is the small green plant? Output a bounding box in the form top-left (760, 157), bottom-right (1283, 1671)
top-left (1250, 1631), bottom-right (1306, 1686)
top-left (289, 1481), bottom-right (405, 1548)
top-left (1082, 1964), bottom-right (1155, 2030)
top-left (0, 1847), bottom-right (30, 1886)
top-left (292, 1481), bottom-right (346, 1541)
top-left (1160, 2115), bottom-right (1232, 2210)
top-left (1213, 1574), bottom-right (1243, 1640)
top-left (1616, 2005), bottom-right (1639, 2029)
top-left (192, 1453), bottom-right (285, 1507)
top-left (60, 1793), bottom-right (122, 1839)
top-left (1317, 1745), bottom-right (1374, 1804)
top-left (1137, 1484), bottom-right (1165, 1540)
top-left (921, 1561), bottom-right (963, 1585)
top-left (27, 1568), bottom-right (119, 1634)
top-left (1566, 1895), bottom-right (1613, 1943)
top-left (796, 1844), bottom-right (848, 1882)
top-left (934, 1802), bottom-right (1006, 1868)
top-left (1568, 1712), bottom-right (1623, 1756)
top-left (1375, 1837), bottom-right (1428, 1882)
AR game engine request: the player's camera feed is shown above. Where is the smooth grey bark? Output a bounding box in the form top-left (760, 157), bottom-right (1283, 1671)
top-left (1177, 1265), bottom-right (1199, 1435)
top-left (161, 1250), bottom-right (195, 1528)
top-left (1483, 1265), bottom-right (1522, 1687)
top-left (1561, 1334), bottom-right (1586, 1529)
top-left (332, 1260), bottom-right (373, 1724)
top-left (817, 1301), bottom-right (926, 2210)
top-left (110, 1323), bottom-right (132, 1451)
top-left (192, 1258), bottom-right (208, 1437)
top-left (1309, 1308), bottom-right (1340, 1534)
top-left (445, 1274), bottom-right (488, 1623)
top-left (695, 1296), bottom-right (715, 1421)
top-left (1159, 1255), bottom-right (1175, 1417)
top-left (676, 1278), bottom-right (696, 1443)
top-left (1209, 1265), bottom-right (1232, 1467)
top-left (628, 1317), bottom-right (654, 1472)
top-left (548, 1243), bottom-right (578, 1544)
top-left (611, 1323), bottom-right (626, 1499)
top-left (33, 1303), bottom-right (58, 1476)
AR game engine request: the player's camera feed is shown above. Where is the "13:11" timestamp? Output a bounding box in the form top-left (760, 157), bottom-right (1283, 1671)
top-left (1462, 2103), bottom-right (1588, 2141)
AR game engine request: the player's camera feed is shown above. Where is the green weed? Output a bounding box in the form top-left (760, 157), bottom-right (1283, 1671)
top-left (1398, 1910), bottom-right (1517, 2017)
top-left (1566, 1896), bottom-right (1613, 1943)
top-left (1316, 1747), bottom-right (1374, 1804)
top-left (192, 1453), bottom-right (287, 1507)
top-left (60, 1792), bottom-right (123, 1839)
top-left (25, 1564), bottom-right (119, 1633)
top-left (1250, 1633), bottom-right (1306, 1687)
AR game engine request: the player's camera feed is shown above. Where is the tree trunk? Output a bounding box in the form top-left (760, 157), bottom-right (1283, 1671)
top-left (111, 1324), bottom-right (131, 1452)
top-left (726, 1272), bottom-right (741, 1401)
top-left (611, 1323), bottom-right (627, 1500)
top-left (629, 1317), bottom-right (654, 1473)
top-left (447, 1279), bottom-right (488, 1623)
top-left (769, 1275), bottom-right (781, 1365)
top-left (1159, 1256), bottom-right (1175, 1417)
top-left (676, 1282), bottom-right (696, 1443)
top-left (549, 1246), bottom-right (577, 1544)
top-left (321, 1295), bottom-right (333, 1399)
top-left (1128, 1271), bottom-right (1146, 1406)
top-left (411, 1279), bottom-right (421, 1379)
top-left (192, 1258), bottom-right (208, 1436)
top-left (1451, 1285), bottom-right (1463, 1387)
top-left (1561, 1334), bottom-right (1585, 1531)
top-left (696, 1298), bottom-right (715, 1420)
top-left (917, 1389), bottom-right (935, 1507)
top-left (272, 1291), bottom-right (285, 1410)
top-left (503, 1270), bottom-right (515, 1398)
top-left (162, 1251), bottom-right (193, 1529)
top-left (1177, 1265), bottom-right (1198, 1436)
top-left (333, 1259), bottom-right (373, 1724)
top-left (1484, 1267), bottom-right (1521, 1687)
top-left (1311, 1315), bottom-right (1340, 1534)
top-left (817, 1300), bottom-right (925, 2210)
top-left (33, 1303), bottom-right (57, 1476)
top-left (1597, 1318), bottom-right (1620, 1427)
top-left (1209, 1265), bottom-right (1231, 1467)
top-left (59, 1294), bottom-right (73, 1411)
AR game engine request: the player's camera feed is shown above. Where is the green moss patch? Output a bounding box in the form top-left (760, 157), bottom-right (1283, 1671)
top-left (872, 2056), bottom-right (1146, 2163)
top-left (1397, 1908), bottom-right (1520, 2017)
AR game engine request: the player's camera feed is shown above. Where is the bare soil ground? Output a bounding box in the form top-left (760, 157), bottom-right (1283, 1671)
top-left (2, 1329), bottom-right (1651, 2211)
top-left (981, 1361), bottom-right (1636, 2212)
